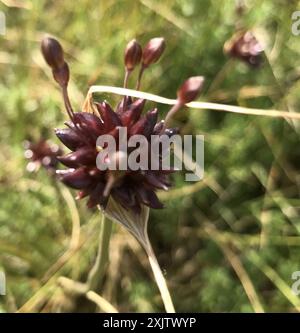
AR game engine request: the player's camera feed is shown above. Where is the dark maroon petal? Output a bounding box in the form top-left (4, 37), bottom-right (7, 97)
top-left (73, 112), bottom-right (104, 137)
top-left (143, 109), bottom-right (158, 137)
top-left (136, 188), bottom-right (164, 209)
top-left (116, 96), bottom-right (132, 114)
top-left (144, 171), bottom-right (169, 190)
top-left (95, 101), bottom-right (121, 131)
top-left (119, 99), bottom-right (145, 127)
top-left (153, 120), bottom-right (164, 134)
top-left (55, 128), bottom-right (83, 151)
top-left (87, 182), bottom-right (106, 208)
top-left (112, 186), bottom-right (136, 208)
top-left (57, 147), bottom-right (96, 167)
top-left (106, 126), bottom-right (121, 140)
top-left (128, 116), bottom-right (147, 136)
top-left (129, 117), bottom-right (147, 136)
top-left (57, 167), bottom-right (93, 189)
top-left (88, 167), bottom-right (104, 178)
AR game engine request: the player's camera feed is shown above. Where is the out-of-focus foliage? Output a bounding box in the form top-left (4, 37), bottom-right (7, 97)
top-left (0, 0), bottom-right (300, 312)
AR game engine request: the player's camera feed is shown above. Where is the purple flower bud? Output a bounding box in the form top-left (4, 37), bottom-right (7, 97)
top-left (116, 96), bottom-right (133, 114)
top-left (224, 31), bottom-right (263, 67)
top-left (95, 101), bottom-right (122, 131)
top-left (73, 112), bottom-right (105, 138)
top-left (52, 62), bottom-right (70, 87)
top-left (57, 147), bottom-right (96, 168)
top-left (177, 76), bottom-right (205, 104)
top-left (119, 99), bottom-right (145, 127)
top-left (142, 37), bottom-right (165, 67)
top-left (57, 167), bottom-right (93, 189)
top-left (41, 37), bottom-right (65, 70)
top-left (41, 37), bottom-right (70, 86)
top-left (124, 39), bottom-right (142, 71)
top-left (128, 116), bottom-right (148, 136)
top-left (55, 128), bottom-right (83, 151)
top-left (143, 109), bottom-right (158, 137)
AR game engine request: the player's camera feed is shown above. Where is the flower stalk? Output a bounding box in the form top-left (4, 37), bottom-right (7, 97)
top-left (144, 239), bottom-right (175, 313)
top-left (87, 213), bottom-right (113, 291)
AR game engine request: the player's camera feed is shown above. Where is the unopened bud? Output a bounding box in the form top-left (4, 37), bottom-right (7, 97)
top-left (142, 37), bottom-right (165, 67)
top-left (41, 37), bottom-right (65, 70)
top-left (124, 39), bottom-right (142, 71)
top-left (177, 76), bottom-right (205, 104)
top-left (52, 62), bottom-right (70, 87)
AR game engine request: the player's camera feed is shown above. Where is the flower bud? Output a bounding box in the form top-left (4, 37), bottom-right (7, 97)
top-left (177, 76), bottom-right (205, 104)
top-left (52, 62), bottom-right (70, 87)
top-left (41, 37), bottom-right (65, 70)
top-left (55, 128), bottom-right (82, 151)
top-left (124, 39), bottom-right (142, 71)
top-left (57, 167), bottom-right (93, 189)
top-left (142, 37), bottom-right (165, 67)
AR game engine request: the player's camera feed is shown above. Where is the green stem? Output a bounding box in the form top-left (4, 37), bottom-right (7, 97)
top-left (87, 214), bottom-right (113, 291)
top-left (145, 240), bottom-right (175, 313)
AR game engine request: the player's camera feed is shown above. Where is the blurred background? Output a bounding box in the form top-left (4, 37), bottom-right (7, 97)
top-left (0, 0), bottom-right (300, 312)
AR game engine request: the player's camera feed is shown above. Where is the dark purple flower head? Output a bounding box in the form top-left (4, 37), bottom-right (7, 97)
top-left (224, 31), bottom-right (264, 67)
top-left (24, 139), bottom-right (61, 174)
top-left (41, 36), bottom-right (203, 213)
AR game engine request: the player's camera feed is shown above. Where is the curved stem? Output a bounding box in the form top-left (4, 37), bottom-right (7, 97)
top-left (62, 85), bottom-right (74, 120)
top-left (87, 214), bottom-right (113, 291)
top-left (145, 240), bottom-right (175, 313)
top-left (161, 103), bottom-right (182, 132)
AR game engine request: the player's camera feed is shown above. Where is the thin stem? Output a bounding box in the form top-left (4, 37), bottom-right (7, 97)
top-left (161, 102), bottom-right (182, 132)
top-left (145, 240), bottom-right (175, 313)
top-left (87, 214), bottom-right (113, 291)
top-left (136, 65), bottom-right (145, 91)
top-left (62, 85), bottom-right (74, 120)
top-left (123, 69), bottom-right (131, 88)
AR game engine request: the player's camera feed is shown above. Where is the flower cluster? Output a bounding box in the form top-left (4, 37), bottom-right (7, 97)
top-left (24, 139), bottom-right (61, 174)
top-left (224, 30), bottom-right (263, 67)
top-left (41, 37), bottom-right (204, 213)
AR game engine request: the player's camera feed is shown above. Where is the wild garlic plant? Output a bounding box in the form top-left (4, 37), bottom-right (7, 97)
top-left (40, 36), bottom-right (204, 313)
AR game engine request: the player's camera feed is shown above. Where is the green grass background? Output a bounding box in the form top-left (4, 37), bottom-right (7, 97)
top-left (0, 0), bottom-right (300, 312)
